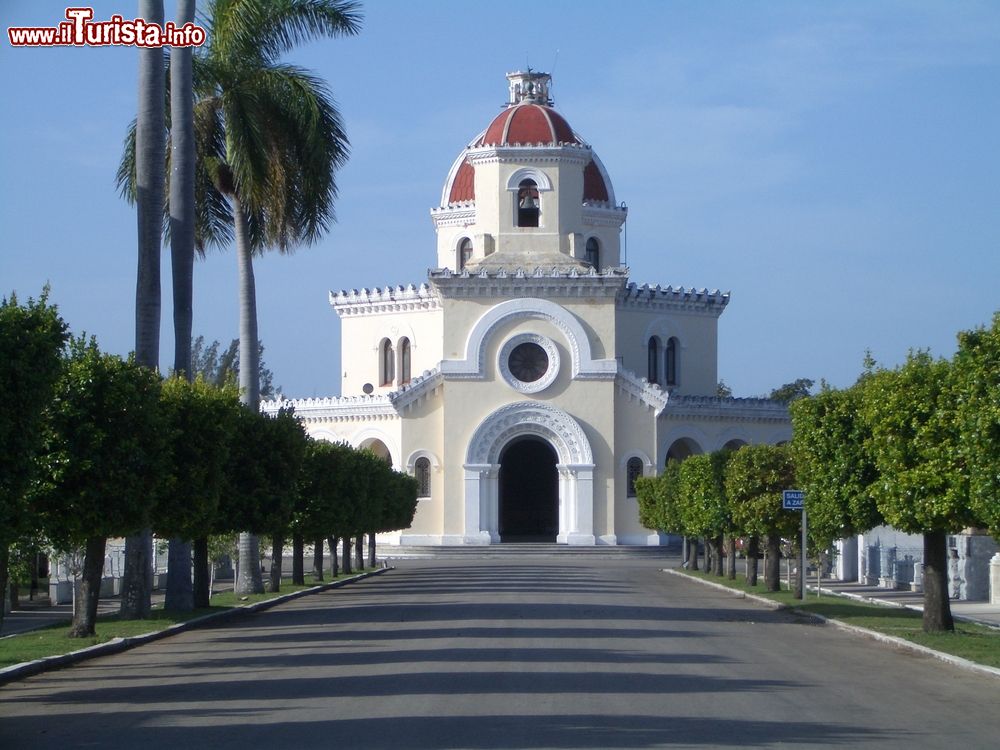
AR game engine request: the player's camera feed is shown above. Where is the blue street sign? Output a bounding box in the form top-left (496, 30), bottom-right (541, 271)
top-left (782, 489), bottom-right (805, 510)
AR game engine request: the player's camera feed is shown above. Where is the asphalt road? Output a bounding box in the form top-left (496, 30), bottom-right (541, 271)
top-left (1, 557), bottom-right (998, 749)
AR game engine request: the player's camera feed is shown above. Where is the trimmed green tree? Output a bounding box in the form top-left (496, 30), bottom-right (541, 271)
top-left (953, 312), bottom-right (1000, 540)
top-left (862, 352), bottom-right (974, 632)
top-left (35, 338), bottom-right (166, 636)
top-left (679, 452), bottom-right (734, 577)
top-left (157, 376), bottom-right (241, 609)
top-left (726, 444), bottom-right (798, 592)
top-left (0, 290), bottom-right (68, 631)
top-left (790, 384), bottom-right (883, 551)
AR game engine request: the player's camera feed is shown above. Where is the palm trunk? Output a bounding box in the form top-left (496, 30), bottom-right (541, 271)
top-left (312, 537), bottom-right (324, 582)
top-left (922, 530), bottom-right (955, 633)
top-left (368, 532), bottom-right (377, 567)
top-left (292, 534), bottom-right (304, 584)
top-left (124, 1), bottom-right (165, 621)
top-left (233, 194), bottom-right (264, 595)
top-left (163, 0), bottom-right (197, 615)
top-left (193, 537), bottom-right (210, 608)
top-left (235, 532), bottom-right (263, 595)
top-left (329, 537), bottom-right (339, 577)
top-left (268, 535), bottom-right (283, 592)
top-left (355, 535), bottom-right (364, 570)
top-left (764, 534), bottom-right (781, 592)
top-left (70, 536), bottom-right (107, 638)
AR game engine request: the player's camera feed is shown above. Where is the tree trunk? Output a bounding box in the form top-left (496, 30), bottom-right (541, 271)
top-left (922, 530), bottom-right (955, 633)
top-left (342, 536), bottom-right (352, 576)
top-left (70, 536), bottom-right (107, 638)
top-left (235, 532), bottom-right (263, 595)
top-left (0, 545), bottom-right (9, 630)
top-left (687, 537), bottom-right (699, 571)
top-left (120, 529), bottom-right (153, 619)
top-left (232, 195), bottom-right (264, 596)
top-left (268, 535), bottom-right (283, 593)
top-left (164, 0), bottom-right (197, 616)
top-left (169, 0), bottom-right (195, 382)
top-left (355, 535), bottom-right (364, 571)
top-left (764, 534), bottom-right (781, 592)
top-left (164, 539), bottom-right (193, 611)
top-left (726, 535), bottom-right (737, 580)
top-left (368, 532), bottom-right (377, 568)
top-left (713, 534), bottom-right (724, 576)
top-left (312, 537), bottom-right (324, 582)
top-left (329, 537), bottom-right (339, 578)
top-left (746, 536), bottom-right (759, 587)
top-left (292, 534), bottom-right (304, 585)
top-left (193, 537), bottom-right (210, 608)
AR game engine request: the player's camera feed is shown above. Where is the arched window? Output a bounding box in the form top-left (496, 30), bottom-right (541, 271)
top-left (517, 179), bottom-right (540, 227)
top-left (458, 237), bottom-right (473, 270)
top-left (647, 337), bottom-right (660, 385)
top-left (585, 237), bottom-right (600, 268)
top-left (666, 337), bottom-right (678, 387)
top-left (626, 457), bottom-right (643, 498)
top-left (380, 338), bottom-right (394, 386)
top-left (414, 457), bottom-right (431, 497)
top-left (399, 337), bottom-right (411, 385)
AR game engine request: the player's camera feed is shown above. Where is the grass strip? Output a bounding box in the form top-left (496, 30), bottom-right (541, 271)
top-left (0, 575), bottom-right (362, 669)
top-left (676, 568), bottom-right (1000, 669)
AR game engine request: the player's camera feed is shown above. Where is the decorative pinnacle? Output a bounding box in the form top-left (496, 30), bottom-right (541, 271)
top-left (506, 70), bottom-right (552, 107)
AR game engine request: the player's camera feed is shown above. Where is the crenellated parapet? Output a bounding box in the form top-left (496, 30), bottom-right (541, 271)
top-left (260, 394), bottom-right (398, 423)
top-left (618, 282), bottom-right (730, 315)
top-left (329, 282), bottom-right (442, 318)
top-left (663, 395), bottom-right (790, 423)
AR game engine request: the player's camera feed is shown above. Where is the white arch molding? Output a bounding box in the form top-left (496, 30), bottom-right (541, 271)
top-left (461, 402), bottom-right (596, 546)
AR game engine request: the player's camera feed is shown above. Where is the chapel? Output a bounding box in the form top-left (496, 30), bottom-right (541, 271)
top-left (264, 71), bottom-right (791, 546)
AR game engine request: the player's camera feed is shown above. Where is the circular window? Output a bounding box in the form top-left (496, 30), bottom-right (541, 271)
top-left (508, 342), bottom-right (548, 382)
top-left (498, 334), bottom-right (560, 394)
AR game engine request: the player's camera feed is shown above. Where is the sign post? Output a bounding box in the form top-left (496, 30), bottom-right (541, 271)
top-left (783, 490), bottom-right (806, 600)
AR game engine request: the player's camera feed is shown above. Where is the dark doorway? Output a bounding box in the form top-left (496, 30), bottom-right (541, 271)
top-left (499, 437), bottom-right (558, 542)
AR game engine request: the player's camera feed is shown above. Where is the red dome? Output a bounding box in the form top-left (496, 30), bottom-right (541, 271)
top-left (476, 103), bottom-right (580, 147)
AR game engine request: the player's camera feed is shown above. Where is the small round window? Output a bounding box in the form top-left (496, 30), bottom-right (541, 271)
top-left (508, 342), bottom-right (549, 382)
top-left (498, 334), bottom-right (560, 394)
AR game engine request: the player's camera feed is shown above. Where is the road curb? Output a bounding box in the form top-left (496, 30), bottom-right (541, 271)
top-left (0, 567), bottom-right (390, 686)
top-left (664, 568), bottom-right (1000, 681)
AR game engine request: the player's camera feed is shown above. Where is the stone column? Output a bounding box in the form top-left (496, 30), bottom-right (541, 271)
top-left (564, 463), bottom-right (595, 545)
top-left (462, 464), bottom-right (494, 545)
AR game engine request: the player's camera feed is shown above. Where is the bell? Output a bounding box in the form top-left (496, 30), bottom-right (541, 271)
top-left (520, 193), bottom-right (538, 209)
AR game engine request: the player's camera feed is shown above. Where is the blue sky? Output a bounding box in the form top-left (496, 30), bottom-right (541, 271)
top-left (2, 1), bottom-right (998, 399)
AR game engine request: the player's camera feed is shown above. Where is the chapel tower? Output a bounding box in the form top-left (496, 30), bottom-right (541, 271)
top-left (432, 71), bottom-right (627, 272)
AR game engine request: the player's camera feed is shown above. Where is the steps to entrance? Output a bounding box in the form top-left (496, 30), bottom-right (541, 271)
top-left (380, 543), bottom-right (681, 560)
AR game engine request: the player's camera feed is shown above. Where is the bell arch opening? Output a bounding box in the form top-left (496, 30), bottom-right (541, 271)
top-left (498, 437), bottom-right (559, 543)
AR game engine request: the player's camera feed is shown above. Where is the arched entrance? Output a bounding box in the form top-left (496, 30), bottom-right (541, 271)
top-left (463, 401), bottom-right (596, 545)
top-left (498, 437), bottom-right (558, 542)
top-left (360, 438), bottom-right (392, 465)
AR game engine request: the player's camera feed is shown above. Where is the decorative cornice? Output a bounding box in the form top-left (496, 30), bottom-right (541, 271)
top-left (615, 368), bottom-right (669, 415)
top-left (582, 202), bottom-right (627, 227)
top-left (617, 282), bottom-right (730, 317)
top-left (466, 143), bottom-right (592, 168)
top-left (663, 395), bottom-right (791, 424)
top-left (329, 283), bottom-right (442, 318)
top-left (430, 266), bottom-right (629, 300)
top-left (260, 394), bottom-right (398, 422)
top-left (429, 203), bottom-right (476, 227)
top-left (387, 368), bottom-right (444, 411)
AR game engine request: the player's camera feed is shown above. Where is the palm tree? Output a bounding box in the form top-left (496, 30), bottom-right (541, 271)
top-left (165, 0), bottom-right (198, 612)
top-left (121, 0), bottom-right (166, 620)
top-left (120, 0), bottom-right (361, 596)
top-left (202, 0), bottom-right (360, 593)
